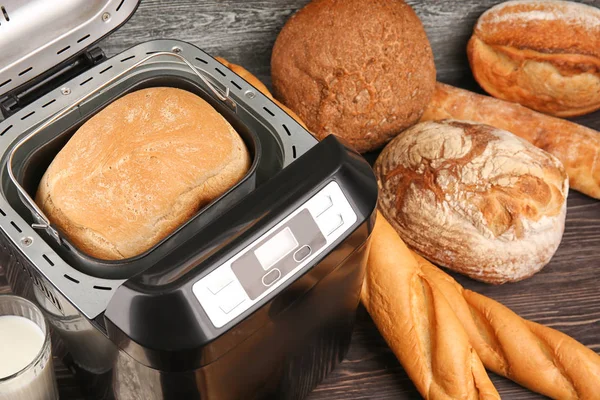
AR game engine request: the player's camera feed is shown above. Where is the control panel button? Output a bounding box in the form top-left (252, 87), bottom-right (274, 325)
top-left (261, 268), bottom-right (281, 287)
top-left (318, 212), bottom-right (344, 236)
top-left (206, 272), bottom-right (234, 295)
top-left (293, 245), bottom-right (312, 263)
top-left (312, 194), bottom-right (333, 217)
top-left (218, 285), bottom-right (246, 314)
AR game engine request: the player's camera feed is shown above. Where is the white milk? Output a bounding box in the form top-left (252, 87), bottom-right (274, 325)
top-left (0, 315), bottom-right (45, 378)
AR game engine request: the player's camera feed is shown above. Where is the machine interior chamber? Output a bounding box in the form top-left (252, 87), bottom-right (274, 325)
top-left (1, 72), bottom-right (287, 280)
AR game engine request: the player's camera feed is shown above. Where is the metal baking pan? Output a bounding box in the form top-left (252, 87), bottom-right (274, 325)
top-left (3, 65), bottom-right (276, 280)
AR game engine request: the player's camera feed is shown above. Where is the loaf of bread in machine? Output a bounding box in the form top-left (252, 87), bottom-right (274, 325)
top-left (375, 120), bottom-right (568, 284)
top-left (468, 0), bottom-right (600, 117)
top-left (36, 87), bottom-right (251, 260)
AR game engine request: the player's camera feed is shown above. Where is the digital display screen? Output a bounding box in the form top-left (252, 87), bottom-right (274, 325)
top-left (254, 227), bottom-right (299, 270)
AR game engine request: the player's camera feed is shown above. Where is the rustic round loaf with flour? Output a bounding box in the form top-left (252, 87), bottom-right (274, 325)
top-left (468, 0), bottom-right (600, 117)
top-left (375, 120), bottom-right (568, 284)
top-left (271, 0), bottom-right (436, 153)
top-left (36, 87), bottom-right (250, 260)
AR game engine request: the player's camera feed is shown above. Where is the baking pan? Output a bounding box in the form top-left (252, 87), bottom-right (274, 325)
top-left (4, 71), bottom-right (272, 280)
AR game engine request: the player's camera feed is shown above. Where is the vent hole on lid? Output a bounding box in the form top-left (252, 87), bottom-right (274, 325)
top-left (121, 55), bottom-right (135, 62)
top-left (195, 57), bottom-right (208, 64)
top-left (0, 208), bottom-right (5, 216)
top-left (0, 79), bottom-right (11, 88)
top-left (146, 51), bottom-right (159, 55)
top-left (77, 34), bottom-right (90, 43)
top-left (282, 124), bottom-right (291, 136)
top-left (1, 125), bottom-right (12, 136)
top-left (42, 99), bottom-right (56, 108)
top-left (64, 274), bottom-right (80, 284)
top-left (57, 46), bottom-right (70, 55)
top-left (116, 0), bottom-right (125, 11)
top-left (263, 107), bottom-right (275, 117)
top-left (18, 67), bottom-right (32, 76)
top-left (99, 65), bottom-right (113, 74)
top-left (292, 145), bottom-right (297, 159)
top-left (80, 77), bottom-right (93, 86)
top-left (2, 6), bottom-right (9, 21)
top-left (42, 254), bottom-right (54, 266)
top-left (10, 221), bottom-right (21, 233)
top-left (21, 111), bottom-right (35, 120)
top-left (231, 81), bottom-right (242, 90)
top-left (93, 285), bottom-right (112, 291)
top-left (215, 68), bottom-right (226, 77)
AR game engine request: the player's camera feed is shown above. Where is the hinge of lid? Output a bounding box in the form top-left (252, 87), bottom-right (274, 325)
top-left (0, 47), bottom-right (106, 119)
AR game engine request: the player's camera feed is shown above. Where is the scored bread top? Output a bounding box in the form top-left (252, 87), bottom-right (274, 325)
top-left (375, 120), bottom-right (568, 283)
top-left (35, 87), bottom-right (250, 260)
top-left (474, 0), bottom-right (600, 58)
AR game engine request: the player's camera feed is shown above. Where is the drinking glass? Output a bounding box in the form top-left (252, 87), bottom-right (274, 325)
top-left (0, 295), bottom-right (58, 400)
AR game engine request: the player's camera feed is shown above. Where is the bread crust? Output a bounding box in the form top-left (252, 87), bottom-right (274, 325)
top-left (375, 120), bottom-right (568, 284)
top-left (36, 87), bottom-right (250, 260)
top-left (414, 253), bottom-right (600, 399)
top-left (422, 82), bottom-right (600, 199)
top-left (271, 0), bottom-right (436, 153)
top-left (361, 214), bottom-right (500, 399)
top-left (468, 0), bottom-right (600, 117)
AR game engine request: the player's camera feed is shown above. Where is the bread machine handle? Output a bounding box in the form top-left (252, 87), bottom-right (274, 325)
top-left (6, 50), bottom-right (237, 244)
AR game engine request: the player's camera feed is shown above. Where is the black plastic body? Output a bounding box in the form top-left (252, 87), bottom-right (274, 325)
top-left (104, 135), bottom-right (378, 373)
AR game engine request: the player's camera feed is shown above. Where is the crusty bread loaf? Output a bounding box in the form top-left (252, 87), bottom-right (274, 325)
top-left (468, 0), bottom-right (600, 117)
top-left (364, 213), bottom-right (600, 399)
top-left (271, 0), bottom-right (436, 153)
top-left (36, 87), bottom-right (250, 260)
top-left (361, 213), bottom-right (500, 400)
top-left (413, 253), bottom-right (600, 399)
top-left (422, 82), bottom-right (600, 199)
top-left (375, 119), bottom-right (568, 284)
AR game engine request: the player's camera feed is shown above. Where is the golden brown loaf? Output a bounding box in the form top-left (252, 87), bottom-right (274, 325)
top-left (422, 82), bottom-right (600, 199)
top-left (414, 253), bottom-right (600, 399)
top-left (361, 214), bottom-right (500, 400)
top-left (375, 120), bottom-right (568, 284)
top-left (468, 0), bottom-right (600, 117)
top-left (271, 0), bottom-right (436, 153)
top-left (36, 87), bottom-right (250, 260)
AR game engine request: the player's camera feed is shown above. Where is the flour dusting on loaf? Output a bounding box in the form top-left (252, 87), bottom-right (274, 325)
top-left (375, 120), bottom-right (568, 284)
top-left (484, 0), bottom-right (600, 29)
top-left (36, 87), bottom-right (251, 260)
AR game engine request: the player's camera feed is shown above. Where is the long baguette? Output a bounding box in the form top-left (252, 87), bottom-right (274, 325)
top-left (421, 82), bottom-right (600, 199)
top-left (361, 213), bottom-right (500, 400)
top-left (414, 253), bottom-right (600, 399)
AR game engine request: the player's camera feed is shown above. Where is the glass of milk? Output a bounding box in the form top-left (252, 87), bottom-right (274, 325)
top-left (0, 295), bottom-right (58, 400)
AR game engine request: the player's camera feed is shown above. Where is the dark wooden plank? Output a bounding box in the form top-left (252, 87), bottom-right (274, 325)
top-left (1, 1), bottom-right (599, 399)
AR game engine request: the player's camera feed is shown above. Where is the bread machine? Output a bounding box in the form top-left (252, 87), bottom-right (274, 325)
top-left (0, 1), bottom-right (377, 399)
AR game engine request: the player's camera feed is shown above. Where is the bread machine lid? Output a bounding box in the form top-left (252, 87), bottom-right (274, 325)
top-left (0, 0), bottom-right (140, 98)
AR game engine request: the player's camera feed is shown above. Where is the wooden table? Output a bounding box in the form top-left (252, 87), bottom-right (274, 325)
top-left (1, 0), bottom-right (599, 398)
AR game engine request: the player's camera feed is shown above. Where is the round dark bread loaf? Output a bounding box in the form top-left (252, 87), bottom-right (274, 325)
top-left (271, 0), bottom-right (436, 153)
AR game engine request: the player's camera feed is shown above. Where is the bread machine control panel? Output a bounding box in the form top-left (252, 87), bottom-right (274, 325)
top-left (192, 181), bottom-right (357, 328)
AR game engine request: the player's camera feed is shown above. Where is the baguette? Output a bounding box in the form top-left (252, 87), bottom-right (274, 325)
top-left (414, 253), bottom-right (600, 399)
top-left (421, 82), bottom-right (600, 199)
top-left (361, 213), bottom-right (500, 400)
